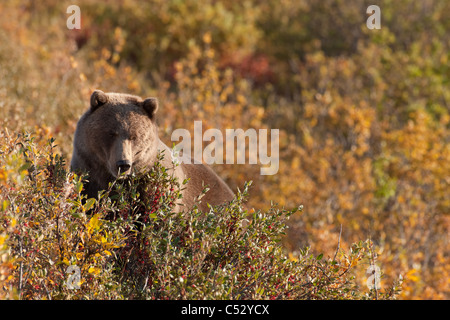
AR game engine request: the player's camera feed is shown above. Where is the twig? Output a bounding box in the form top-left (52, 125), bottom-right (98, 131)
top-left (43, 283), bottom-right (52, 300)
top-left (333, 224), bottom-right (342, 262)
top-left (18, 237), bottom-right (23, 299)
top-left (368, 239), bottom-right (379, 300)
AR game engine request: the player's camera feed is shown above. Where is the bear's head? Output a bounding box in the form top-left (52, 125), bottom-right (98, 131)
top-left (72, 90), bottom-right (160, 184)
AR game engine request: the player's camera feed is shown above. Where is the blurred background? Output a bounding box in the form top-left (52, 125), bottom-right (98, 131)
top-left (0, 0), bottom-right (448, 299)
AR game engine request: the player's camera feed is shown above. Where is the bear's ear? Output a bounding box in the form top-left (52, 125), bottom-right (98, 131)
top-left (90, 90), bottom-right (108, 112)
top-left (142, 97), bottom-right (159, 119)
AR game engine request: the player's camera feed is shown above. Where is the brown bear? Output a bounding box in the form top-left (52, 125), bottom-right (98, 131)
top-left (70, 90), bottom-right (235, 212)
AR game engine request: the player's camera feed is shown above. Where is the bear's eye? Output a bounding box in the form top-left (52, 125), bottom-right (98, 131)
top-left (109, 131), bottom-right (118, 138)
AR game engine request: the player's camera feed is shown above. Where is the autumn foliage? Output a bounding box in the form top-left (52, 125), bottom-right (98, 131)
top-left (1, 0), bottom-right (449, 299)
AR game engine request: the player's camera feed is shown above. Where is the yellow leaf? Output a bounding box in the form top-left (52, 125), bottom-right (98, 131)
top-left (202, 32), bottom-right (212, 44)
top-left (288, 252), bottom-right (298, 262)
top-left (2, 200), bottom-right (9, 211)
top-left (87, 214), bottom-right (101, 233)
top-left (88, 267), bottom-right (101, 275)
top-left (405, 269), bottom-right (420, 282)
top-left (350, 258), bottom-right (359, 267)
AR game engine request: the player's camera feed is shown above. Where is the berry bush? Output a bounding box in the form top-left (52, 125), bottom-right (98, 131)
top-left (0, 131), bottom-right (402, 300)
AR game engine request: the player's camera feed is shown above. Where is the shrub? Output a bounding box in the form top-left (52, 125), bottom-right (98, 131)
top-left (0, 131), bottom-right (401, 299)
top-left (6, 0), bottom-right (447, 299)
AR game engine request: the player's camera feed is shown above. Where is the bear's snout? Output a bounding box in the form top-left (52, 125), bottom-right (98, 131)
top-left (116, 159), bottom-right (132, 175)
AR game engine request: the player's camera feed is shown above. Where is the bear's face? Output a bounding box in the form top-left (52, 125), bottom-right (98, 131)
top-left (75, 90), bottom-right (160, 180)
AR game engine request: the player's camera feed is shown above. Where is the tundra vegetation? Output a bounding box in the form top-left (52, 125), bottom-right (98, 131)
top-left (1, 0), bottom-right (449, 299)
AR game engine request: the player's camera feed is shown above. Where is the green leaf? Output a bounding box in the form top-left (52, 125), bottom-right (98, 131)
top-left (1, 200), bottom-right (9, 211)
top-left (75, 180), bottom-right (83, 194)
top-left (83, 198), bottom-right (96, 211)
top-left (18, 162), bottom-right (32, 172)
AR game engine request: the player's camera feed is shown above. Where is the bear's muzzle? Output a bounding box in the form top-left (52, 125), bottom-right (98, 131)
top-left (116, 159), bottom-right (132, 175)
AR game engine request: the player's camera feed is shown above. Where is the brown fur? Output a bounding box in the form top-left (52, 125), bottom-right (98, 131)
top-left (71, 90), bottom-right (235, 212)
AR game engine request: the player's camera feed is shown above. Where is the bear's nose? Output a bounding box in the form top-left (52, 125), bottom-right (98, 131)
top-left (116, 160), bottom-right (132, 174)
